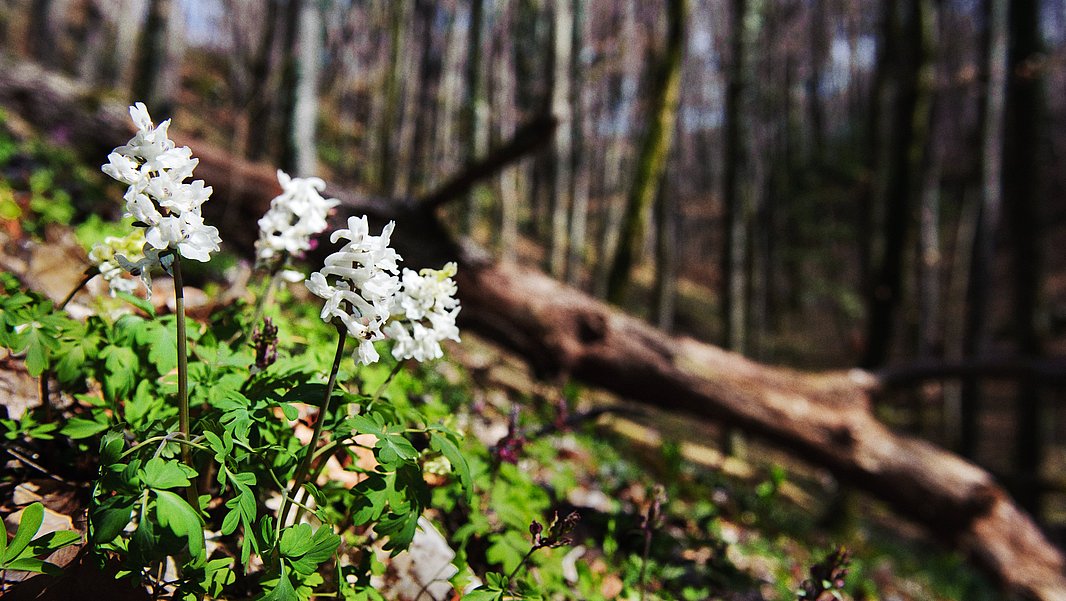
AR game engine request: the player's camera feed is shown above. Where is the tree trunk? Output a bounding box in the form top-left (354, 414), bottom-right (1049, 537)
top-left (376, 2), bottom-right (406, 194)
top-left (240, 0), bottom-right (281, 162)
top-left (27, 0), bottom-right (57, 68)
top-left (1003, 0), bottom-right (1046, 516)
top-left (547, 0), bottom-right (574, 279)
top-left (719, 0), bottom-right (749, 352)
top-left (959, 0), bottom-right (1008, 458)
top-left (565, 0), bottom-right (590, 288)
top-left (493, 1), bottom-right (521, 262)
top-left (288, 0), bottom-right (321, 177)
top-left (4, 64), bottom-right (1066, 599)
top-left (131, 0), bottom-right (177, 117)
top-left (273, 0), bottom-right (303, 171)
top-left (462, 0), bottom-right (487, 234)
top-left (861, 0), bottom-right (934, 369)
top-left (605, 0), bottom-right (686, 306)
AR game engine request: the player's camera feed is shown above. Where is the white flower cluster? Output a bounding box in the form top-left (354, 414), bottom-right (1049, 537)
top-left (305, 216), bottom-right (461, 365)
top-left (254, 170), bottom-right (340, 277)
top-left (87, 230), bottom-right (148, 297)
top-left (306, 216), bottom-right (402, 365)
top-left (101, 103), bottom-right (221, 292)
top-left (384, 263), bottom-right (461, 362)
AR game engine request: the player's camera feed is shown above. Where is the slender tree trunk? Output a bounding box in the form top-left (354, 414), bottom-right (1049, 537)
top-left (806, 0), bottom-right (827, 167)
top-left (432, 5), bottom-right (462, 190)
top-left (27, 0), bottom-right (56, 67)
top-left (594, 0), bottom-right (637, 298)
top-left (719, 0), bottom-right (750, 352)
top-left (462, 0), bottom-right (487, 234)
top-left (274, 0), bottom-right (303, 170)
top-left (376, 2), bottom-right (405, 193)
top-left (242, 1), bottom-right (281, 162)
top-left (548, 0), bottom-right (574, 279)
top-left (288, 0), bottom-right (321, 177)
top-left (959, 0), bottom-right (1008, 458)
top-left (915, 3), bottom-right (940, 363)
top-left (1003, 0), bottom-right (1045, 515)
top-left (409, 0), bottom-right (440, 195)
top-left (565, 0), bottom-right (590, 287)
top-left (494, 3), bottom-right (521, 262)
top-left (652, 174), bottom-right (677, 330)
top-left (861, 0), bottom-right (934, 369)
top-left (132, 0), bottom-right (176, 116)
top-left (605, 0), bottom-right (686, 305)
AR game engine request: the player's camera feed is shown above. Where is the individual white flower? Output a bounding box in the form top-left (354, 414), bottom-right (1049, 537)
top-left (254, 170), bottom-right (340, 275)
top-left (88, 230), bottom-right (147, 297)
top-left (305, 216), bottom-right (401, 365)
top-left (385, 262), bottom-right (461, 362)
top-left (100, 102), bottom-right (220, 291)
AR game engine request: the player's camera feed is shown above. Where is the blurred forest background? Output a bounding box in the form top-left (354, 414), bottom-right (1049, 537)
top-left (3, 0), bottom-right (1066, 541)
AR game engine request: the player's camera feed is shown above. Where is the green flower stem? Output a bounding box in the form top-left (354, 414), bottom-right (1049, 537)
top-left (506, 547), bottom-right (539, 585)
top-left (279, 322), bottom-right (346, 527)
top-left (172, 257), bottom-right (199, 506)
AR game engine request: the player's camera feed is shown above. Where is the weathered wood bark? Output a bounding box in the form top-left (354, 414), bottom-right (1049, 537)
top-left (2, 61), bottom-right (1066, 601)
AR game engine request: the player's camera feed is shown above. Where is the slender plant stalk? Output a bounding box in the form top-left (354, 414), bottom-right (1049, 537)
top-left (172, 257), bottom-right (198, 506)
top-left (280, 323), bottom-right (346, 527)
top-left (506, 548), bottom-right (538, 584)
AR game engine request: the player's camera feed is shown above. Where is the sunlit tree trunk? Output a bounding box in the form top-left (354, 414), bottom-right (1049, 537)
top-left (494, 1), bottom-right (521, 262)
top-left (605, 0), bottom-right (686, 305)
top-left (375, 2), bottom-right (406, 193)
top-left (287, 0), bottom-right (321, 177)
top-left (433, 5), bottom-right (463, 190)
top-left (565, 0), bottom-right (590, 287)
top-left (548, 0), bottom-right (574, 279)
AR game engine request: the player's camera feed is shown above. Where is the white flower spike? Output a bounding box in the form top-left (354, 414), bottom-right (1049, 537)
top-left (254, 170), bottom-right (340, 276)
top-left (305, 216), bottom-right (402, 365)
top-left (101, 103), bottom-right (221, 296)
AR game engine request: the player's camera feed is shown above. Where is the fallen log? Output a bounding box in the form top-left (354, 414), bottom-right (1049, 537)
top-left (3, 59), bottom-right (1065, 601)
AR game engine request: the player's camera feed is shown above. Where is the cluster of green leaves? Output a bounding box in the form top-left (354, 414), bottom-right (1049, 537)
top-left (0, 272), bottom-right (480, 599)
top-left (0, 502), bottom-right (81, 576)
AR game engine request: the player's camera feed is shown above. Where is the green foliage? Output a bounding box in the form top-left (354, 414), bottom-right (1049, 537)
top-left (0, 503), bottom-right (82, 575)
